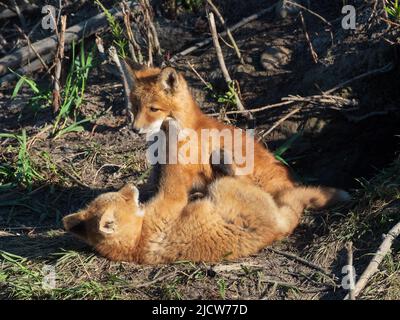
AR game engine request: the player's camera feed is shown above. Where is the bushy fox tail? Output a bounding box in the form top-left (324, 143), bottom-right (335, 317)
top-left (276, 187), bottom-right (351, 214)
top-left (273, 186), bottom-right (351, 236)
top-left (276, 186), bottom-right (351, 216)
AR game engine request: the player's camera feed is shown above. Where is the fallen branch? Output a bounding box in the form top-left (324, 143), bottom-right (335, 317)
top-left (169, 2), bottom-right (279, 63)
top-left (208, 100), bottom-right (294, 116)
top-left (343, 110), bottom-right (393, 123)
top-left (108, 46), bottom-right (134, 123)
top-left (346, 241), bottom-right (356, 300)
top-left (344, 221), bottom-right (400, 300)
top-left (15, 25), bottom-right (51, 74)
top-left (11, 0), bottom-right (27, 30)
top-left (0, 1), bottom-right (138, 77)
top-left (0, 3), bottom-right (39, 20)
top-left (283, 94), bottom-right (358, 106)
top-left (206, 0), bottom-right (244, 64)
top-left (268, 248), bottom-right (336, 280)
top-left (207, 93), bottom-right (357, 117)
top-left (299, 11), bottom-right (318, 64)
top-left (259, 107), bottom-right (302, 140)
top-left (0, 54), bottom-right (54, 86)
top-left (121, 1), bottom-right (142, 63)
top-left (324, 62), bottom-right (395, 95)
top-left (207, 11), bottom-right (252, 119)
top-left (187, 61), bottom-right (210, 87)
top-left (53, 15), bottom-right (67, 114)
top-left (286, 0), bottom-right (332, 28)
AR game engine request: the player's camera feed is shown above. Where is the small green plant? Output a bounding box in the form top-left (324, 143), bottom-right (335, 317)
top-left (206, 81), bottom-right (237, 107)
top-left (162, 279), bottom-right (183, 300)
top-left (273, 132), bottom-right (301, 166)
top-left (94, 0), bottom-right (128, 57)
top-left (10, 71), bottom-right (51, 112)
top-left (385, 0), bottom-right (400, 21)
top-left (0, 130), bottom-right (43, 189)
top-left (178, 0), bottom-right (203, 12)
top-left (53, 40), bottom-right (94, 134)
top-left (217, 278), bottom-right (227, 299)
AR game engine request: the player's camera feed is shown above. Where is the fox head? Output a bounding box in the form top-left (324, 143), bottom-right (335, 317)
top-left (62, 184), bottom-right (144, 261)
top-left (123, 61), bottom-right (200, 135)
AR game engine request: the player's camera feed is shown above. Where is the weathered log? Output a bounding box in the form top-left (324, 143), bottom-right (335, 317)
top-left (0, 1), bottom-right (138, 78)
top-left (0, 4), bottom-right (39, 20)
top-left (0, 53), bottom-right (54, 86)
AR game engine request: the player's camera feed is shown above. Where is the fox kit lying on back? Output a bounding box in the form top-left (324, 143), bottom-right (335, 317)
top-left (63, 159), bottom-right (349, 263)
top-left (122, 62), bottom-right (347, 219)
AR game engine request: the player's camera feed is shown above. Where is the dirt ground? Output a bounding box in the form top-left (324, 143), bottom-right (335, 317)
top-left (0, 0), bottom-right (399, 299)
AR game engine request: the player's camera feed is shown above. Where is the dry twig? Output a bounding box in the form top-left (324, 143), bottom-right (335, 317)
top-left (299, 12), bottom-right (318, 64)
top-left (324, 62), bottom-right (395, 95)
top-left (259, 107), bottom-right (302, 140)
top-left (121, 1), bottom-right (142, 63)
top-left (206, 0), bottom-right (244, 64)
top-left (15, 25), bottom-right (51, 74)
top-left (11, 0), bottom-right (27, 30)
top-left (268, 248), bottom-right (336, 280)
top-left (169, 2), bottom-right (279, 63)
top-left (0, 3), bottom-right (138, 77)
top-left (53, 15), bottom-right (67, 114)
top-left (207, 11), bottom-right (251, 119)
top-left (344, 222), bottom-right (400, 300)
top-left (108, 46), bottom-right (134, 123)
top-left (346, 241), bottom-right (356, 300)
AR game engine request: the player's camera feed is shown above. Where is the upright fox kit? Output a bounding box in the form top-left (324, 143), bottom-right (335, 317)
top-left (63, 162), bottom-right (348, 263)
top-left (123, 63), bottom-right (347, 218)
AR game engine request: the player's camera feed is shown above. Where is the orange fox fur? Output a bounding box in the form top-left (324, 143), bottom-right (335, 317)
top-left (62, 64), bottom-right (351, 263)
top-left (126, 64), bottom-right (297, 217)
top-left (63, 177), bottom-right (349, 263)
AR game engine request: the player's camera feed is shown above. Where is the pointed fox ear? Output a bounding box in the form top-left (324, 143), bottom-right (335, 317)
top-left (99, 211), bottom-right (116, 235)
top-left (158, 67), bottom-right (179, 93)
top-left (119, 184), bottom-right (139, 204)
top-left (63, 212), bottom-right (87, 238)
top-left (120, 58), bottom-right (141, 89)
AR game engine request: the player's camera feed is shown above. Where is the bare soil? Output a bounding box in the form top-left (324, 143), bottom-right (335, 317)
top-left (0, 0), bottom-right (399, 300)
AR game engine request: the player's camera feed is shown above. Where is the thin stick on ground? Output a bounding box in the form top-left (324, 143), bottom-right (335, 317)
top-left (208, 100), bottom-right (295, 116)
top-left (187, 61), bottom-right (210, 87)
top-left (286, 0), bottom-right (332, 30)
top-left (121, 1), bottom-right (139, 63)
top-left (146, 29), bottom-right (154, 67)
top-left (284, 1), bottom-right (333, 44)
top-left (0, 3), bottom-right (138, 77)
top-left (140, 0), bottom-right (162, 64)
top-left (95, 35), bottom-right (107, 61)
top-left (0, 3), bottom-right (38, 20)
top-left (108, 46), bottom-right (134, 124)
top-left (268, 248), bottom-right (336, 280)
top-left (15, 25), bottom-right (51, 74)
top-left (344, 221), bottom-right (400, 300)
top-left (207, 11), bottom-right (252, 119)
top-left (0, 54), bottom-right (54, 86)
top-left (169, 2), bottom-right (279, 63)
top-left (346, 241), bottom-right (356, 300)
top-left (259, 107), bottom-right (302, 140)
top-left (207, 92), bottom-right (356, 117)
top-left (324, 62), bottom-right (395, 95)
top-left (299, 12), bottom-right (318, 64)
top-left (206, 0), bottom-right (244, 64)
top-left (11, 0), bottom-right (27, 30)
top-left (53, 15), bottom-right (67, 115)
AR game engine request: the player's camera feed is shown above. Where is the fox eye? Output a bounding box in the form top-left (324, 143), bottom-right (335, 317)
top-left (149, 106), bottom-right (159, 112)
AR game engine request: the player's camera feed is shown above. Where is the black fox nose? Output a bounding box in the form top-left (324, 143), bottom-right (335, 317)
top-left (132, 126), bottom-right (140, 134)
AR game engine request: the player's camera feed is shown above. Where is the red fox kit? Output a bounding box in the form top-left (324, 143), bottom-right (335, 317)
top-left (123, 63), bottom-right (348, 220)
top-left (63, 159), bottom-right (349, 263)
